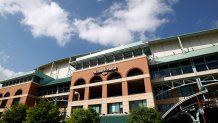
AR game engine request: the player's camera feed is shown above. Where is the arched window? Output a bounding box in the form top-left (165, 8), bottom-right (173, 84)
top-left (4, 92), bottom-right (10, 97)
top-left (1, 92), bottom-right (10, 108)
top-left (74, 79), bottom-right (85, 86)
top-left (15, 89), bottom-right (22, 96)
top-left (127, 68), bottom-right (143, 77)
top-left (90, 76), bottom-right (102, 83)
top-left (107, 72), bottom-right (121, 80)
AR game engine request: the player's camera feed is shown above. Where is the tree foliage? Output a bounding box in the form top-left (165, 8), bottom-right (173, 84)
top-left (67, 108), bottom-right (99, 123)
top-left (25, 99), bottom-right (60, 123)
top-left (1, 103), bottom-right (28, 123)
top-left (128, 107), bottom-right (162, 123)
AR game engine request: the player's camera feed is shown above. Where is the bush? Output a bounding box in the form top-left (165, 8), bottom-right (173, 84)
top-left (128, 107), bottom-right (162, 123)
top-left (1, 103), bottom-right (28, 123)
top-left (67, 108), bottom-right (99, 123)
top-left (25, 99), bottom-right (60, 123)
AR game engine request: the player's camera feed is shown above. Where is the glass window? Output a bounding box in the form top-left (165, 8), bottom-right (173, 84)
top-left (12, 98), bottom-right (20, 105)
top-left (177, 86), bottom-right (195, 97)
top-left (193, 57), bottom-right (205, 64)
top-left (123, 51), bottom-right (133, 59)
top-left (207, 61), bottom-right (218, 70)
top-left (195, 64), bottom-right (207, 71)
top-left (133, 49), bottom-right (143, 57)
top-left (82, 61), bottom-right (89, 69)
top-left (106, 55), bottom-right (114, 63)
top-left (90, 59), bottom-right (97, 67)
top-left (156, 90), bottom-right (172, 100)
top-left (158, 64), bottom-right (170, 77)
top-left (98, 57), bottom-right (105, 65)
top-left (158, 104), bottom-right (174, 112)
top-left (129, 100), bottom-right (147, 111)
top-left (75, 63), bottom-right (82, 70)
top-left (114, 53), bottom-right (123, 61)
top-left (205, 54), bottom-right (218, 62)
top-left (89, 104), bottom-right (101, 114)
top-left (108, 102), bottom-right (123, 114)
top-left (71, 106), bottom-right (83, 113)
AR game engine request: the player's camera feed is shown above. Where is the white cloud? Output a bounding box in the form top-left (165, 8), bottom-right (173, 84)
top-left (0, 0), bottom-right (73, 46)
top-left (0, 51), bottom-right (10, 63)
top-left (214, 20), bottom-right (218, 28)
top-left (73, 0), bottom-right (177, 46)
top-left (0, 65), bottom-right (15, 81)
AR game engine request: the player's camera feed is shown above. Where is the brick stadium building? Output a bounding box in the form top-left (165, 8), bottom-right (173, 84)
top-left (1, 29), bottom-right (218, 122)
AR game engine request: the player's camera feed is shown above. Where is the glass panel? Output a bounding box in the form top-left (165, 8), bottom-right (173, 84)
top-left (181, 66), bottom-right (193, 74)
top-left (108, 102), bottom-right (123, 114)
top-left (133, 49), bottom-right (143, 57)
top-left (76, 63), bottom-right (82, 70)
top-left (106, 55), bottom-right (114, 63)
top-left (123, 51), bottom-right (132, 59)
top-left (170, 68), bottom-right (182, 76)
top-left (82, 61), bottom-right (89, 68)
top-left (195, 64), bottom-right (207, 71)
top-left (98, 57), bottom-right (105, 65)
top-left (205, 54), bottom-right (218, 62)
top-left (193, 57), bottom-right (205, 64)
top-left (89, 104), bottom-right (101, 114)
top-left (129, 100), bottom-right (147, 111)
top-left (90, 59), bottom-right (97, 66)
top-left (207, 61), bottom-right (218, 69)
top-left (114, 53), bottom-right (123, 61)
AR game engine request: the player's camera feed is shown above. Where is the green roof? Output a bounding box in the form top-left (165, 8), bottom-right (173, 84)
top-left (149, 45), bottom-right (218, 65)
top-left (74, 41), bottom-right (149, 62)
top-left (0, 70), bottom-right (54, 84)
top-left (100, 115), bottom-right (128, 123)
top-left (148, 28), bottom-right (218, 45)
top-left (41, 77), bottom-right (71, 86)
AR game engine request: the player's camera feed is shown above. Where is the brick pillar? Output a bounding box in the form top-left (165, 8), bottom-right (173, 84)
top-left (144, 78), bottom-right (152, 93)
top-left (102, 84), bottom-right (107, 98)
top-left (69, 89), bottom-right (74, 101)
top-left (84, 87), bottom-right (89, 100)
top-left (122, 81), bottom-right (128, 96)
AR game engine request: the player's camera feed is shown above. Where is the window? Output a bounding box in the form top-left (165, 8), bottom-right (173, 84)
top-left (90, 59), bottom-right (97, 66)
top-left (15, 89), bottom-right (22, 96)
top-left (177, 86), bottom-right (195, 97)
top-left (194, 57), bottom-right (207, 72)
top-left (75, 63), bottom-right (82, 70)
top-left (108, 102), bottom-right (123, 114)
top-left (158, 104), bottom-right (174, 112)
top-left (12, 98), bottom-right (21, 105)
top-left (129, 100), bottom-right (147, 111)
top-left (127, 68), bottom-right (143, 77)
top-left (158, 64), bottom-right (170, 77)
top-left (106, 55), bottom-right (114, 63)
top-left (82, 61), bottom-right (89, 68)
top-left (155, 90), bottom-right (172, 100)
top-left (90, 76), bottom-right (102, 83)
top-left (107, 72), bottom-right (121, 80)
top-left (180, 60), bottom-right (193, 74)
top-left (114, 53), bottom-right (123, 61)
top-left (133, 49), bottom-right (143, 57)
top-left (169, 62), bottom-right (182, 76)
top-left (89, 104), bottom-right (101, 114)
top-left (123, 51), bottom-right (132, 59)
top-left (74, 79), bottom-right (85, 86)
top-left (98, 57), bottom-right (105, 65)
top-left (71, 106), bottom-right (83, 113)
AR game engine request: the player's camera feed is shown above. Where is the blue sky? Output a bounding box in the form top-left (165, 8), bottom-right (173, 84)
top-left (0, 0), bottom-right (218, 80)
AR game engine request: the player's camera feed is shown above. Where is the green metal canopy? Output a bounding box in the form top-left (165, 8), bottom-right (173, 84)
top-left (41, 77), bottom-right (71, 86)
top-left (100, 115), bottom-right (128, 123)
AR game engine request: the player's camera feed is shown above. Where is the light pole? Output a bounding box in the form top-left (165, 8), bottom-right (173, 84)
top-left (74, 91), bottom-right (80, 101)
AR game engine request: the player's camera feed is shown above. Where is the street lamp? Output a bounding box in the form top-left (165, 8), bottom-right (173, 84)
top-left (74, 91), bottom-right (80, 101)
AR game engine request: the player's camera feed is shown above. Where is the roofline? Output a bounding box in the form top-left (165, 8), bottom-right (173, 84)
top-left (148, 28), bottom-right (218, 45)
top-left (36, 53), bottom-right (91, 69)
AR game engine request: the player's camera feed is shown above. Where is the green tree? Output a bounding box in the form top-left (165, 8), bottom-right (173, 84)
top-left (128, 107), bottom-right (162, 123)
top-left (67, 108), bottom-right (99, 123)
top-left (1, 103), bottom-right (28, 123)
top-left (25, 99), bottom-right (60, 123)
